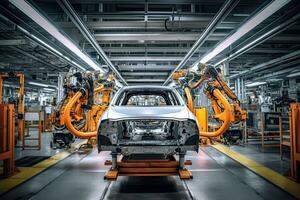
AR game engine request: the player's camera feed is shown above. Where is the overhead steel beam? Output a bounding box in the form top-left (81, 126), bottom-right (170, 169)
top-left (252, 62), bottom-right (300, 80)
top-left (214, 9), bottom-right (300, 66)
top-left (126, 79), bottom-right (165, 83)
top-left (0, 39), bottom-right (28, 46)
top-left (49, 11), bottom-right (245, 19)
top-left (17, 26), bottom-right (86, 71)
top-left (229, 50), bottom-right (300, 79)
top-left (163, 0), bottom-right (239, 85)
top-left (268, 35), bottom-right (300, 42)
top-left (110, 56), bottom-right (187, 62)
top-left (191, 0), bottom-right (292, 68)
top-left (85, 46), bottom-right (292, 54)
top-left (43, 0), bottom-right (227, 4)
top-left (58, 21), bottom-right (238, 30)
top-left (122, 72), bottom-right (169, 76)
top-left (57, 0), bottom-right (127, 85)
top-left (118, 65), bottom-right (174, 71)
top-left (9, 46), bottom-right (63, 71)
top-left (0, 9), bottom-right (88, 71)
top-left (94, 32), bottom-right (227, 41)
top-left (9, 0), bottom-right (103, 72)
top-left (100, 47), bottom-right (193, 53)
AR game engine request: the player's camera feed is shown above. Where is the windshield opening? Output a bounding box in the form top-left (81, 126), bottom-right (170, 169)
top-left (115, 89), bottom-right (181, 106)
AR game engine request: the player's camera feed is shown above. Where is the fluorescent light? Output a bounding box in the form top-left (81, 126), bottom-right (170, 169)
top-left (10, 0), bottom-right (103, 72)
top-left (268, 78), bottom-right (283, 82)
top-left (168, 82), bottom-right (176, 87)
top-left (43, 88), bottom-right (56, 92)
top-left (191, 63), bottom-right (198, 71)
top-left (287, 71), bottom-right (300, 77)
top-left (115, 79), bottom-right (123, 88)
top-left (17, 26), bottom-right (86, 71)
top-left (245, 82), bottom-right (267, 87)
top-left (192, 0), bottom-right (291, 67)
top-left (29, 81), bottom-right (57, 88)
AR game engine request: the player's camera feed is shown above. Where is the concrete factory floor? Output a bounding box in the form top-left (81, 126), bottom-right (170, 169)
top-left (228, 143), bottom-right (290, 175)
top-left (0, 132), bottom-right (299, 200)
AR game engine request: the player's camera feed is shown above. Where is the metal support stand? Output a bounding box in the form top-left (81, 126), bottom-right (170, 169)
top-left (179, 153), bottom-right (185, 169)
top-left (111, 152), bottom-right (118, 170)
top-left (104, 154), bottom-right (193, 180)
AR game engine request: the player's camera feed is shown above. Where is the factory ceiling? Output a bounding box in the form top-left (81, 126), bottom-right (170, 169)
top-left (0, 0), bottom-right (299, 86)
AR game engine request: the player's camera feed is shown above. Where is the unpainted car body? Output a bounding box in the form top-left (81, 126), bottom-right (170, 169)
top-left (97, 86), bottom-right (199, 157)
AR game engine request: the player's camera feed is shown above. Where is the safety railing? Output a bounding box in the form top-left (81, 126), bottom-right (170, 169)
top-left (23, 110), bottom-right (42, 149)
top-left (246, 112), bottom-right (282, 148)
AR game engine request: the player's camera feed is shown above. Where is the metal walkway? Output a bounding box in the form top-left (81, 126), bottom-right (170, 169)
top-left (0, 147), bottom-right (296, 200)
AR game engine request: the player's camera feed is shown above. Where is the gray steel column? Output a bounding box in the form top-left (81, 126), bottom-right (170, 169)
top-left (241, 78), bottom-right (244, 102)
top-left (235, 79), bottom-right (238, 97)
top-left (237, 78), bottom-right (241, 100)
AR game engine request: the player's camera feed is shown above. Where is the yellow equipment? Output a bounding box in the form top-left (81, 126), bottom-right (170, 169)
top-left (172, 64), bottom-right (247, 138)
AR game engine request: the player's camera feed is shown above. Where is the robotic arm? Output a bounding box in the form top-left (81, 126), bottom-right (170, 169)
top-left (63, 71), bottom-right (114, 138)
top-left (172, 64), bottom-right (247, 138)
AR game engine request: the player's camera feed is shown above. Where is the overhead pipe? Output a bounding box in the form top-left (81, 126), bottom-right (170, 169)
top-left (0, 11), bottom-right (86, 71)
top-left (190, 0), bottom-right (292, 69)
top-left (163, 0), bottom-right (240, 85)
top-left (9, 0), bottom-right (103, 72)
top-left (9, 46), bottom-right (61, 72)
top-left (214, 11), bottom-right (300, 67)
top-left (229, 50), bottom-right (300, 79)
top-left (57, 0), bottom-right (127, 86)
top-left (252, 60), bottom-right (300, 80)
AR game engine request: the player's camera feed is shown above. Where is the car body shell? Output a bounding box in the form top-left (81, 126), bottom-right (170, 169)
top-left (97, 85), bottom-right (199, 156)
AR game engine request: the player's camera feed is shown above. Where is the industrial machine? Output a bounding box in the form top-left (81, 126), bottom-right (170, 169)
top-left (172, 64), bottom-right (247, 139)
top-left (98, 85), bottom-right (198, 179)
top-left (51, 71), bottom-right (114, 148)
top-left (100, 64), bottom-right (246, 180)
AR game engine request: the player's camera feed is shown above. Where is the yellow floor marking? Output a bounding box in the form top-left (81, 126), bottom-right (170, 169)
top-left (32, 158), bottom-right (63, 168)
top-left (0, 139), bottom-right (88, 193)
top-left (211, 143), bottom-right (300, 199)
top-left (8, 167), bottom-right (43, 179)
top-left (0, 179), bottom-right (26, 192)
top-left (50, 151), bottom-right (70, 160)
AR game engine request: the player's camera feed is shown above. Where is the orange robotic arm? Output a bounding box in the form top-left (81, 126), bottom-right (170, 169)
top-left (172, 65), bottom-right (247, 138)
top-left (64, 84), bottom-right (113, 139)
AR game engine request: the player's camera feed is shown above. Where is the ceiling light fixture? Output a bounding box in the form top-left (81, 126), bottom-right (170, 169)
top-left (168, 82), bottom-right (176, 87)
top-left (9, 0), bottom-right (103, 72)
top-left (28, 81), bottom-right (57, 88)
top-left (287, 71), bottom-right (300, 78)
top-left (13, 25), bottom-right (86, 71)
top-left (43, 88), bottom-right (56, 92)
top-left (245, 81), bottom-right (267, 87)
top-left (191, 0), bottom-right (291, 70)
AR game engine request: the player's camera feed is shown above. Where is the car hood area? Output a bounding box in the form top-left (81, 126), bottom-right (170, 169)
top-left (101, 106), bottom-right (196, 121)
